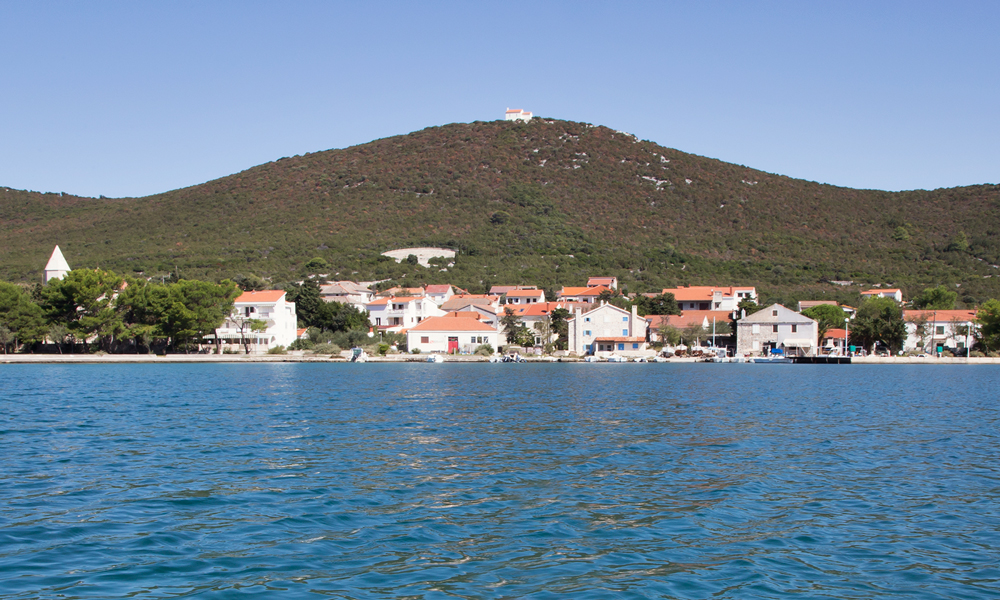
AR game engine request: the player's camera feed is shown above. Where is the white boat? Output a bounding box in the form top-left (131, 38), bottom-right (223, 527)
top-left (426, 354), bottom-right (445, 363)
top-left (652, 356), bottom-right (669, 363)
top-left (350, 347), bottom-right (368, 362)
top-left (583, 356), bottom-right (601, 362)
top-left (605, 355), bottom-right (628, 363)
top-left (632, 357), bottom-right (647, 363)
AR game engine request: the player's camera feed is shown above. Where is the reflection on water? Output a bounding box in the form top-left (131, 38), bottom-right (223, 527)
top-left (2, 363), bottom-right (999, 599)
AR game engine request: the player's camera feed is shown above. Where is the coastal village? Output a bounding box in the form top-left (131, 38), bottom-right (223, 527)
top-left (15, 244), bottom-right (986, 362)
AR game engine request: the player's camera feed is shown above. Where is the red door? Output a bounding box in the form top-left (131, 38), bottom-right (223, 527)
top-left (448, 337), bottom-right (459, 353)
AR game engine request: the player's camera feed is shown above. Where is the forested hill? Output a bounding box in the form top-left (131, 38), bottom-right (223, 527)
top-left (2, 118), bottom-right (999, 305)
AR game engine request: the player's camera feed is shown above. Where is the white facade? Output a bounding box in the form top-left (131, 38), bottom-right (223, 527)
top-left (504, 289), bottom-right (545, 304)
top-left (861, 289), bottom-right (903, 303)
top-left (736, 304), bottom-right (818, 357)
top-left (367, 296), bottom-right (445, 332)
top-left (664, 286), bottom-right (757, 312)
top-left (567, 303), bottom-right (649, 356)
top-left (43, 245), bottom-right (71, 283)
top-left (319, 281), bottom-right (374, 311)
top-left (505, 108), bottom-right (532, 122)
top-left (903, 310), bottom-right (977, 353)
top-left (407, 317), bottom-right (500, 354)
top-left (215, 290), bottom-right (298, 353)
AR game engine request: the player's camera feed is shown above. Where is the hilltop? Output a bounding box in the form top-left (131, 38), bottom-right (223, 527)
top-left (2, 118), bottom-right (999, 304)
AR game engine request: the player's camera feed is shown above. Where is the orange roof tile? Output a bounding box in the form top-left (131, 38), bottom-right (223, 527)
top-left (506, 289), bottom-right (544, 297)
top-left (409, 317), bottom-right (498, 332)
top-left (903, 309), bottom-right (977, 322)
top-left (236, 290), bottom-right (286, 303)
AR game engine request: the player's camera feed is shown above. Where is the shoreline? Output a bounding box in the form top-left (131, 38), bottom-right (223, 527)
top-left (1, 354), bottom-right (998, 365)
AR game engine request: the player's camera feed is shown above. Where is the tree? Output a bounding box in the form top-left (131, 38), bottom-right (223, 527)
top-left (500, 307), bottom-right (522, 344)
top-left (658, 323), bottom-right (682, 346)
top-left (976, 299), bottom-right (1000, 353)
top-left (549, 307), bottom-right (570, 350)
top-left (405, 254), bottom-right (419, 266)
top-left (304, 257), bottom-right (329, 272)
top-left (632, 293), bottom-right (681, 316)
top-left (164, 280), bottom-right (241, 351)
top-left (39, 269), bottom-right (125, 352)
top-left (912, 285), bottom-right (958, 310)
top-left (850, 297), bottom-right (906, 353)
top-left (285, 279), bottom-right (323, 327)
top-left (802, 304), bottom-right (848, 340)
top-left (0, 282), bottom-right (46, 351)
top-left (597, 289), bottom-right (629, 309)
top-left (313, 301), bottom-right (369, 333)
top-left (233, 274), bottom-right (268, 291)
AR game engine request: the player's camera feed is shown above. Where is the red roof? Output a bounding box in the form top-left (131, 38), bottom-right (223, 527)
top-left (903, 310), bottom-right (977, 322)
top-left (425, 284), bottom-right (452, 294)
top-left (506, 108), bottom-right (523, 113)
top-left (236, 290), bottom-right (285, 303)
top-left (506, 302), bottom-right (566, 317)
top-left (442, 311), bottom-right (482, 319)
top-left (647, 310), bottom-right (731, 329)
top-left (506, 289), bottom-right (544, 298)
top-left (823, 328), bottom-right (847, 339)
top-left (661, 286), bottom-right (749, 301)
top-left (408, 316), bottom-right (498, 332)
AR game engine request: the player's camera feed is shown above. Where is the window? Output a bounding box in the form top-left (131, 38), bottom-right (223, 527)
top-left (791, 324), bottom-right (797, 333)
top-left (633, 343), bottom-right (639, 349)
top-left (584, 317), bottom-right (590, 323)
top-left (935, 326), bottom-right (945, 335)
top-left (753, 341), bottom-right (760, 350)
top-left (618, 343), bottom-right (625, 351)
top-left (421, 336), bottom-right (429, 344)
top-left (772, 310), bottom-right (778, 316)
top-left (622, 329), bottom-right (628, 336)
top-left (772, 324), bottom-right (779, 333)
top-left (752, 324), bottom-right (760, 334)
top-left (584, 330), bottom-right (592, 337)
top-left (622, 316), bottom-right (628, 322)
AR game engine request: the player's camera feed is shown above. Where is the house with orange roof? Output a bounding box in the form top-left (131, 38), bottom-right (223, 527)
top-left (557, 285), bottom-right (615, 303)
top-left (366, 296), bottom-right (445, 332)
top-left (212, 290), bottom-right (298, 353)
top-left (424, 284), bottom-right (458, 306)
top-left (587, 276), bottom-right (618, 290)
top-left (504, 108), bottom-right (532, 122)
top-left (821, 328), bottom-right (847, 354)
top-left (377, 286), bottom-right (426, 298)
top-left (504, 288), bottom-right (545, 305)
top-left (903, 309), bottom-right (977, 354)
top-left (440, 294), bottom-right (500, 312)
top-left (645, 310), bottom-right (732, 345)
top-left (861, 288), bottom-right (903, 303)
top-left (662, 286), bottom-right (757, 312)
top-left (567, 302), bottom-right (649, 357)
top-left (502, 301), bottom-right (571, 346)
top-left (406, 315), bottom-right (500, 354)
top-left (489, 285), bottom-right (537, 296)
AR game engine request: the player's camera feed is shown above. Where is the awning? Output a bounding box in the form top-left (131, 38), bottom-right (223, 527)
top-left (781, 339), bottom-right (814, 347)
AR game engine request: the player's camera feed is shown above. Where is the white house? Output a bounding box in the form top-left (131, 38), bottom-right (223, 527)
top-left (736, 304), bottom-right (818, 357)
top-left (587, 276), bottom-right (618, 290)
top-left (903, 309), bottom-right (978, 354)
top-left (407, 316), bottom-right (500, 354)
top-left (367, 296), bottom-right (444, 332)
top-left (319, 281), bottom-right (374, 311)
top-left (214, 290), bottom-right (298, 353)
top-left (567, 302), bottom-right (649, 357)
top-left (44, 245), bottom-right (71, 283)
top-left (504, 288), bottom-right (545, 304)
top-left (861, 288), bottom-right (903, 303)
top-left (662, 286), bottom-right (757, 312)
top-left (424, 284), bottom-right (458, 306)
top-left (505, 108), bottom-right (532, 122)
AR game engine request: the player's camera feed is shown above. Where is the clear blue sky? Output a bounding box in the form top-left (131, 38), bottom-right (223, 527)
top-left (1, 1), bottom-right (997, 198)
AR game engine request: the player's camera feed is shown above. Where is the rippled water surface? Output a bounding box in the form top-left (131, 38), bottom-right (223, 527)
top-left (2, 363), bottom-right (999, 598)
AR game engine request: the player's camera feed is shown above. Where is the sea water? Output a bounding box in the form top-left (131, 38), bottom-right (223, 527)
top-left (1, 363), bottom-right (998, 599)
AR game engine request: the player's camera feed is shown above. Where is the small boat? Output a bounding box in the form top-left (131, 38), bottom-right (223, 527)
top-left (350, 347), bottom-right (368, 362)
top-left (751, 349), bottom-right (792, 364)
top-left (652, 356), bottom-right (669, 363)
top-left (426, 354), bottom-right (445, 363)
top-left (605, 355), bottom-right (628, 363)
top-left (583, 355), bottom-right (601, 362)
top-left (632, 357), bottom-right (648, 363)
top-left (502, 353), bottom-right (526, 363)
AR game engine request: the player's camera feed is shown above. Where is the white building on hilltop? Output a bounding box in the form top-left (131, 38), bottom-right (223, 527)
top-left (505, 108), bottom-right (532, 122)
top-left (44, 245), bottom-right (71, 283)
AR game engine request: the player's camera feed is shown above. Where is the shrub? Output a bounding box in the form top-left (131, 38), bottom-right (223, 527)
top-left (474, 343), bottom-right (494, 356)
top-left (411, 348), bottom-right (422, 354)
top-left (378, 342), bottom-right (390, 356)
top-left (312, 342), bottom-right (341, 354)
top-left (267, 345), bottom-right (287, 354)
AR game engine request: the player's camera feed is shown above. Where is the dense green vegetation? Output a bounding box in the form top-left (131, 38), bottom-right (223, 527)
top-left (2, 119), bottom-right (999, 308)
